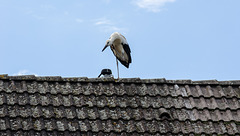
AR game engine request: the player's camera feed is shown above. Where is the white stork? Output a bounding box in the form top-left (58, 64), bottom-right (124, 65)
top-left (102, 32), bottom-right (132, 79)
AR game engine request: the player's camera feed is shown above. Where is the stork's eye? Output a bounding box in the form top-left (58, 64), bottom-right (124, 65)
top-left (107, 41), bottom-right (109, 45)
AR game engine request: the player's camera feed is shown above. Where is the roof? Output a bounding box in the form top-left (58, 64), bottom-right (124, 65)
top-left (0, 74), bottom-right (239, 135)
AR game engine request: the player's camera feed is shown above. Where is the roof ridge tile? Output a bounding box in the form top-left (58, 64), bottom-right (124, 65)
top-left (1, 75), bottom-right (240, 85)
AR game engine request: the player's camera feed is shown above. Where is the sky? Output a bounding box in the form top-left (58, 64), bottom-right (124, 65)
top-left (1, 0), bottom-right (240, 80)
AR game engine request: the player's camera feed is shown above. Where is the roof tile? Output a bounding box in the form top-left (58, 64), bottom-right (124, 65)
top-left (83, 83), bottom-right (93, 95)
top-left (197, 110), bottom-right (208, 121)
top-left (0, 77), bottom-right (239, 135)
top-left (206, 85), bottom-right (214, 97)
top-left (180, 120), bottom-right (192, 134)
top-left (192, 121), bottom-right (204, 134)
top-left (196, 85), bottom-right (204, 97)
top-left (205, 97), bottom-right (218, 109)
top-left (177, 109), bottom-right (189, 121)
top-left (9, 118), bottom-right (22, 130)
top-left (219, 110), bottom-right (230, 121)
top-left (40, 95), bottom-right (51, 106)
top-left (216, 98), bottom-right (227, 110)
top-left (149, 84), bottom-right (159, 96)
top-left (135, 121), bottom-right (145, 133)
top-left (32, 106), bottom-right (41, 118)
top-left (65, 107), bottom-right (75, 119)
top-left (28, 94), bottom-right (37, 106)
top-left (121, 108), bottom-right (131, 120)
top-left (45, 119), bottom-right (55, 131)
top-left (0, 105), bottom-right (7, 118)
top-left (170, 121), bottom-right (181, 134)
top-left (34, 119), bottom-right (43, 131)
top-left (161, 97), bottom-right (171, 108)
top-left (22, 118), bottom-right (33, 130)
top-left (0, 80), bottom-right (4, 91)
top-left (57, 120), bottom-right (66, 131)
top-left (0, 94), bottom-right (5, 105)
top-left (162, 84), bottom-right (171, 96)
top-left (19, 106), bottom-right (31, 118)
top-left (189, 86), bottom-right (199, 97)
top-left (168, 85), bottom-right (177, 97)
top-left (0, 119), bottom-right (6, 130)
top-left (6, 93), bottom-right (17, 105)
top-left (63, 95), bottom-right (72, 107)
top-left (78, 120), bottom-right (88, 131)
top-left (87, 108), bottom-right (97, 119)
top-left (8, 105), bottom-right (18, 117)
top-left (127, 97), bottom-right (138, 108)
top-left (203, 109), bottom-right (212, 121)
top-left (27, 81), bottom-right (38, 94)
top-left (103, 120), bottom-right (114, 132)
top-left (217, 122), bottom-right (227, 134)
top-left (37, 82), bottom-right (47, 94)
top-left (89, 120), bottom-right (99, 132)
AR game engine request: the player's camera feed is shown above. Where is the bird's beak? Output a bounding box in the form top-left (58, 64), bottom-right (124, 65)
top-left (102, 44), bottom-right (109, 52)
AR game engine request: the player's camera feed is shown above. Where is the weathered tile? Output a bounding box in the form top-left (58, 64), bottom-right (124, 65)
top-left (232, 110), bottom-right (240, 121)
top-left (121, 108), bottom-right (131, 120)
top-left (191, 121), bottom-right (204, 134)
top-left (8, 105), bottom-right (18, 117)
top-left (9, 118), bottom-right (22, 130)
top-left (0, 93), bottom-right (5, 105)
top-left (29, 94), bottom-right (39, 106)
top-left (72, 83), bottom-right (84, 95)
top-left (32, 106), bottom-right (42, 118)
top-left (0, 105), bottom-right (7, 117)
top-left (6, 93), bottom-right (17, 105)
top-left (161, 97), bottom-right (172, 108)
top-left (53, 107), bottom-right (65, 118)
top-left (52, 95), bottom-right (63, 106)
top-left (135, 121), bottom-right (146, 133)
top-left (0, 80), bottom-right (4, 92)
top-left (24, 118), bottom-right (34, 131)
top-left (27, 81), bottom-right (38, 94)
top-left (40, 95), bottom-right (51, 106)
top-left (180, 120), bottom-right (192, 134)
top-left (44, 119), bottom-right (55, 131)
top-left (227, 98), bottom-right (239, 109)
top-left (89, 120), bottom-right (101, 132)
top-left (0, 118), bottom-right (6, 130)
top-left (169, 121), bottom-right (181, 134)
top-left (76, 107), bottom-right (87, 119)
top-left (65, 107), bottom-right (76, 119)
top-left (0, 77), bottom-right (239, 135)
top-left (202, 121), bottom-right (216, 134)
top-left (177, 109), bottom-right (189, 121)
top-left (102, 120), bottom-right (113, 133)
top-left (19, 106), bottom-right (31, 118)
top-left (173, 97), bottom-right (184, 109)
top-left (83, 83), bottom-right (94, 95)
top-left (87, 108), bottom-right (98, 119)
top-left (125, 120), bottom-right (136, 133)
top-left (68, 119), bottom-right (79, 132)
top-left (162, 84), bottom-right (171, 96)
top-left (205, 97), bottom-right (218, 109)
top-left (127, 96), bottom-right (138, 108)
top-left (56, 120), bottom-right (66, 131)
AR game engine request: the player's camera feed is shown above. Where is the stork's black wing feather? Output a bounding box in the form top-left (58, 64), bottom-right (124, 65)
top-left (122, 43), bottom-right (132, 63)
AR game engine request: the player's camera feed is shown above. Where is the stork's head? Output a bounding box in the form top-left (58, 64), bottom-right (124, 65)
top-left (102, 39), bottom-right (111, 52)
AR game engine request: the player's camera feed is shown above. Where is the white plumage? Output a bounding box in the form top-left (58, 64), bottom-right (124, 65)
top-left (102, 32), bottom-right (132, 79)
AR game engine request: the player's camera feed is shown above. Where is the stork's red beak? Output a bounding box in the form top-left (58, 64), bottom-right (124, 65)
top-left (102, 44), bottom-right (109, 52)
